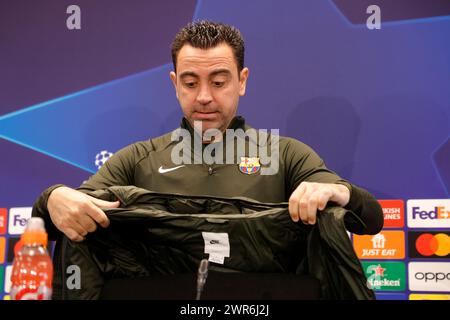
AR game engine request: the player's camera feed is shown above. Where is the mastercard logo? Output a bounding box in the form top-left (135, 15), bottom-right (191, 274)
top-left (415, 233), bottom-right (450, 257)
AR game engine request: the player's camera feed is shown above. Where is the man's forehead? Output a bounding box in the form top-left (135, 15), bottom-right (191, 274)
top-left (176, 43), bottom-right (237, 73)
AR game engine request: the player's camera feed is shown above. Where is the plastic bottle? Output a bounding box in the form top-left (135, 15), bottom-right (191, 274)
top-left (10, 217), bottom-right (53, 300)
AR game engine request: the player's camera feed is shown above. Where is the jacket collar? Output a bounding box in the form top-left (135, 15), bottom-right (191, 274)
top-left (180, 116), bottom-right (247, 135)
top-left (172, 115), bottom-right (269, 148)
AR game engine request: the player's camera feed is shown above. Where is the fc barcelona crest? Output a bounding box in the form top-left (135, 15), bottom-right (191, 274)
top-left (238, 157), bottom-right (261, 175)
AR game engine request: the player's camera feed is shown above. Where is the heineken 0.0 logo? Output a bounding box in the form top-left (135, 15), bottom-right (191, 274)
top-left (362, 261), bottom-right (405, 291)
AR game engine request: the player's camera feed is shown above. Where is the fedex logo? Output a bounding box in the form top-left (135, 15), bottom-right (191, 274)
top-left (412, 207), bottom-right (449, 219)
top-left (8, 207), bottom-right (32, 235)
top-left (407, 200), bottom-right (450, 228)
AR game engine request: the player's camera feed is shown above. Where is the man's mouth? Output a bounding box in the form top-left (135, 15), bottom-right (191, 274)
top-left (192, 111), bottom-right (219, 120)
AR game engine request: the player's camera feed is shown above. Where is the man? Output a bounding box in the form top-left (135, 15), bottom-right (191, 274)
top-left (32, 20), bottom-right (383, 243)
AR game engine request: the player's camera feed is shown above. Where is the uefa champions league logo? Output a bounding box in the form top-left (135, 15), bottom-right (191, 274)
top-left (95, 150), bottom-right (114, 170)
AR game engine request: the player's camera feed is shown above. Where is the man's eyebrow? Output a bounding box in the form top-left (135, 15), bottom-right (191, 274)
top-left (179, 71), bottom-right (199, 79)
top-left (210, 69), bottom-right (231, 77)
top-left (179, 69), bottom-right (231, 79)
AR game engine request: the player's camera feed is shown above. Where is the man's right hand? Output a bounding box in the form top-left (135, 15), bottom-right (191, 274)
top-left (47, 186), bottom-right (120, 242)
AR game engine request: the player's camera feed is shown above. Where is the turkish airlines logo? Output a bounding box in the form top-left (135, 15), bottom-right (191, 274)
top-left (407, 199), bottom-right (450, 228)
top-left (353, 231), bottom-right (405, 259)
top-left (0, 208), bottom-right (7, 234)
top-left (409, 232), bottom-right (450, 259)
top-left (409, 262), bottom-right (450, 292)
top-left (378, 200), bottom-right (404, 228)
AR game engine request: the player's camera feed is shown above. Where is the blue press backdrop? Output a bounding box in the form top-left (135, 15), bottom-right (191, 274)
top-left (0, 0), bottom-right (449, 300)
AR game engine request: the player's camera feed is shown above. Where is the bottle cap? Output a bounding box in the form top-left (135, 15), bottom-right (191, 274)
top-left (25, 217), bottom-right (45, 232)
top-left (21, 217), bottom-right (48, 246)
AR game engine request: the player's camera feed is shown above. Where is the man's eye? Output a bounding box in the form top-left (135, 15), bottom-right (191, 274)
top-left (213, 81), bottom-right (224, 87)
top-left (185, 82), bottom-right (197, 88)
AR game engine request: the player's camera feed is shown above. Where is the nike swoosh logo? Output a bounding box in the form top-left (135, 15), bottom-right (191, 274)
top-left (158, 165), bottom-right (185, 174)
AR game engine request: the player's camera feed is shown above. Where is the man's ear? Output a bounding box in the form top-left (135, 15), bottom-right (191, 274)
top-left (170, 71), bottom-right (179, 99)
top-left (238, 67), bottom-right (249, 96)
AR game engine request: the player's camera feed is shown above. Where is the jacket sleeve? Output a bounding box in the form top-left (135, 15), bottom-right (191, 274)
top-left (284, 138), bottom-right (350, 189)
top-left (343, 184), bottom-right (384, 235)
top-left (284, 137), bottom-right (383, 235)
top-left (31, 143), bottom-right (145, 240)
top-left (32, 184), bottom-right (67, 240)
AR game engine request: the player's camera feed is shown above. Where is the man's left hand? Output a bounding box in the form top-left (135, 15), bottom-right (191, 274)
top-left (288, 182), bottom-right (350, 224)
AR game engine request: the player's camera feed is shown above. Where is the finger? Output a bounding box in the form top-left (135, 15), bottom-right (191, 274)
top-left (299, 186), bottom-right (314, 224)
top-left (88, 196), bottom-right (120, 209)
top-left (289, 184), bottom-right (307, 222)
top-left (316, 190), bottom-right (331, 211)
top-left (85, 202), bottom-right (110, 228)
top-left (288, 195), bottom-right (299, 222)
top-left (69, 218), bottom-right (89, 237)
top-left (65, 228), bottom-right (85, 242)
top-left (77, 213), bottom-right (98, 233)
top-left (307, 192), bottom-right (322, 225)
top-left (295, 182), bottom-right (308, 200)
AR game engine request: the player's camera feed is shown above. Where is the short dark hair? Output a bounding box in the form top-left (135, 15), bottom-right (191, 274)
top-left (171, 20), bottom-right (245, 73)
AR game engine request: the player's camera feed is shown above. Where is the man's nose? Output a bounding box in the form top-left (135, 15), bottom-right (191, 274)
top-left (196, 84), bottom-right (213, 105)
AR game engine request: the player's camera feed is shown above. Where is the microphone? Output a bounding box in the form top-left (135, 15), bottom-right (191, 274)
top-left (196, 259), bottom-right (209, 300)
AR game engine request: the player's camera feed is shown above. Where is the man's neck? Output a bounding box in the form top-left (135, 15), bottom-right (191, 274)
top-left (180, 116), bottom-right (246, 144)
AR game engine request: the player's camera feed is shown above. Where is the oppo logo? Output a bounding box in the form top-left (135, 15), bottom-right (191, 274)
top-left (414, 272), bottom-right (450, 282)
top-left (415, 233), bottom-right (450, 257)
top-left (409, 262), bottom-right (450, 292)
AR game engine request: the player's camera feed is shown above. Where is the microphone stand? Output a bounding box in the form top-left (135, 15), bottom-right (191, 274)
top-left (196, 259), bottom-right (209, 300)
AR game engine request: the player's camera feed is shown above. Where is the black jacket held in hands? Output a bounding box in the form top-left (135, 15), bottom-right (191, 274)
top-left (51, 186), bottom-right (375, 300)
